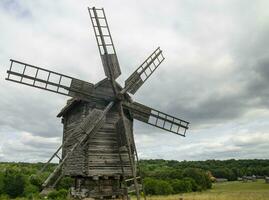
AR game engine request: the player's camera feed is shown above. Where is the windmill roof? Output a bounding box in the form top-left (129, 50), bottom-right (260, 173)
top-left (57, 78), bottom-right (126, 117)
top-left (57, 98), bottom-right (81, 117)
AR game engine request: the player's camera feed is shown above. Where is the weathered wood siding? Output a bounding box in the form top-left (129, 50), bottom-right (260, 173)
top-left (61, 79), bottom-right (132, 177)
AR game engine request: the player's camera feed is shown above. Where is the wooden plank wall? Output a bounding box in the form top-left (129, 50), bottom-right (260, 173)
top-left (62, 79), bottom-right (132, 177)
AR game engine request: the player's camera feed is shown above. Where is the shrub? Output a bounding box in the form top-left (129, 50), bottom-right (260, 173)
top-left (23, 184), bottom-right (39, 197)
top-left (212, 168), bottom-right (236, 181)
top-left (0, 194), bottom-right (9, 200)
top-left (183, 177), bottom-right (198, 192)
top-left (170, 179), bottom-right (192, 193)
top-left (144, 178), bottom-right (173, 195)
top-left (29, 175), bottom-right (43, 189)
top-left (183, 168), bottom-right (212, 190)
top-left (47, 189), bottom-right (68, 200)
top-left (0, 172), bottom-right (4, 195)
top-left (155, 180), bottom-right (173, 195)
top-left (3, 169), bottom-right (25, 198)
top-left (144, 178), bottom-right (156, 195)
top-left (56, 177), bottom-right (73, 190)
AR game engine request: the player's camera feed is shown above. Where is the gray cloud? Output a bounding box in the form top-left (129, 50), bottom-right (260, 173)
top-left (0, 0), bottom-right (269, 162)
top-left (134, 7), bottom-right (269, 128)
top-left (136, 129), bottom-right (269, 160)
top-left (1, 131), bottom-right (61, 162)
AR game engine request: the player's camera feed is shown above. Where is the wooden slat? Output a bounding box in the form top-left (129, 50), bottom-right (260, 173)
top-left (123, 102), bottom-right (151, 123)
top-left (61, 100), bottom-right (133, 177)
top-left (80, 109), bottom-right (105, 134)
top-left (101, 54), bottom-right (121, 79)
top-left (68, 79), bottom-right (94, 98)
top-left (42, 102), bottom-right (114, 188)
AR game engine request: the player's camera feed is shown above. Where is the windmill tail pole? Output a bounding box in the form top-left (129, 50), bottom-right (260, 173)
top-left (118, 102), bottom-right (140, 200)
top-left (41, 101), bottom-right (114, 189)
top-left (38, 144), bottom-right (63, 174)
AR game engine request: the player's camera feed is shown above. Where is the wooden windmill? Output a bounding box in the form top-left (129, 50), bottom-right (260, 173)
top-left (5, 7), bottom-right (189, 200)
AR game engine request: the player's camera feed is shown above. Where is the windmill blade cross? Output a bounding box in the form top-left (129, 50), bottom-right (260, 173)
top-left (6, 59), bottom-right (94, 101)
top-left (123, 47), bottom-right (165, 95)
top-left (123, 101), bottom-right (189, 136)
top-left (88, 7), bottom-right (121, 81)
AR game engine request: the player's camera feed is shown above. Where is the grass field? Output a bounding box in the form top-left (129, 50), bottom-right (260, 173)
top-left (144, 180), bottom-right (269, 200)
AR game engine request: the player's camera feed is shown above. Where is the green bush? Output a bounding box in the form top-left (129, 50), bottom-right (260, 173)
top-left (183, 168), bottom-right (212, 190)
top-left (3, 169), bottom-right (25, 198)
top-left (47, 189), bottom-right (68, 200)
top-left (25, 192), bottom-right (44, 200)
top-left (212, 168), bottom-right (237, 181)
top-left (0, 172), bottom-right (4, 195)
top-left (0, 194), bottom-right (9, 200)
top-left (56, 177), bottom-right (73, 190)
top-left (170, 179), bottom-right (192, 193)
top-left (23, 184), bottom-right (39, 197)
top-left (144, 178), bottom-right (156, 195)
top-left (29, 175), bottom-right (43, 189)
top-left (155, 180), bottom-right (173, 195)
top-left (183, 177), bottom-right (198, 192)
top-left (144, 178), bottom-right (173, 195)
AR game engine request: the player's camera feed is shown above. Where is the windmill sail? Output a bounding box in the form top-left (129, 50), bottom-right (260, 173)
top-left (123, 101), bottom-right (189, 136)
top-left (123, 47), bottom-right (164, 94)
top-left (88, 7), bottom-right (121, 80)
top-left (6, 59), bottom-right (94, 101)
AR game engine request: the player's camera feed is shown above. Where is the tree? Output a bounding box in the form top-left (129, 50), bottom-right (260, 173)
top-left (212, 168), bottom-right (236, 181)
top-left (144, 178), bottom-right (173, 195)
top-left (3, 169), bottom-right (25, 198)
top-left (29, 175), bottom-right (43, 189)
top-left (155, 180), bottom-right (173, 195)
top-left (183, 177), bottom-right (198, 192)
top-left (182, 168), bottom-right (211, 190)
top-left (144, 178), bottom-right (156, 195)
top-left (0, 172), bottom-right (4, 195)
top-left (170, 179), bottom-right (192, 193)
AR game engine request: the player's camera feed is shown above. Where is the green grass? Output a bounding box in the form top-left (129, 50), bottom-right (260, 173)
top-left (144, 180), bottom-right (269, 200)
top-left (2, 180), bottom-right (269, 200)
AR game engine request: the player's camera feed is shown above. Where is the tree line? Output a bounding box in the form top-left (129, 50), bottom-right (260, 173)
top-left (0, 159), bottom-right (268, 199)
top-left (139, 159), bottom-right (269, 195)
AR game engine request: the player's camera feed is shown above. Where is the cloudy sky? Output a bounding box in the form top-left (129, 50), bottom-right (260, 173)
top-left (0, 0), bottom-right (269, 162)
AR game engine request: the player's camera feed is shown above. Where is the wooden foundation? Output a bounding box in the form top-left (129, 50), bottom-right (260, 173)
top-left (70, 176), bottom-right (128, 199)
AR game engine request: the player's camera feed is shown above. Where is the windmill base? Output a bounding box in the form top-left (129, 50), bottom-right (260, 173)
top-left (70, 176), bottom-right (129, 200)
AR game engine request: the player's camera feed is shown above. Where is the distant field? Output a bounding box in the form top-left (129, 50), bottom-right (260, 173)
top-left (143, 180), bottom-right (269, 200)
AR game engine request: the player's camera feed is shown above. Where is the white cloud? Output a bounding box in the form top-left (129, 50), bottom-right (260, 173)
top-left (135, 118), bottom-right (269, 160)
top-left (0, 131), bottom-right (61, 162)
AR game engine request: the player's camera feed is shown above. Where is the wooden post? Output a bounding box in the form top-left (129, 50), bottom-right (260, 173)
top-left (119, 102), bottom-right (140, 200)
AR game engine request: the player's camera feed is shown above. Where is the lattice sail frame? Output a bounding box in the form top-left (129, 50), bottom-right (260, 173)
top-left (6, 59), bottom-right (94, 100)
top-left (88, 7), bottom-right (121, 80)
top-left (123, 101), bottom-right (189, 136)
top-left (124, 47), bottom-right (165, 94)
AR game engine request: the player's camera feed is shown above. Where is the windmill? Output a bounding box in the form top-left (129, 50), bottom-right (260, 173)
top-left (5, 6), bottom-right (190, 200)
